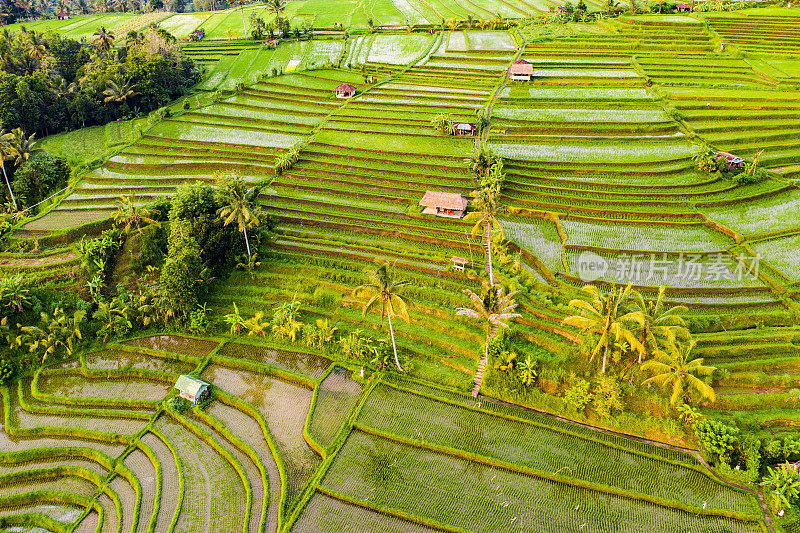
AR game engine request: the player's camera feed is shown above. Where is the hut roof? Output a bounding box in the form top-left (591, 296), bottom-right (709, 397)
top-left (335, 83), bottom-right (356, 93)
top-left (419, 191), bottom-right (469, 211)
top-left (716, 151), bottom-right (744, 163)
top-left (454, 122), bottom-right (476, 131)
top-left (510, 59), bottom-right (534, 74)
top-left (676, 2), bottom-right (690, 6)
top-left (175, 375), bottom-right (210, 397)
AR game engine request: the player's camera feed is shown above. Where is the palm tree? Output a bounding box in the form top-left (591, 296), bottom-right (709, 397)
top-left (0, 130), bottom-right (19, 211)
top-left (456, 284), bottom-right (521, 397)
top-left (464, 180), bottom-right (506, 285)
top-left (114, 195), bottom-right (160, 234)
top-left (762, 463), bottom-right (800, 513)
top-left (641, 339), bottom-right (716, 406)
top-left (26, 30), bottom-right (46, 60)
top-left (8, 128), bottom-right (42, 167)
top-left (353, 263), bottom-right (411, 372)
top-left (562, 284), bottom-right (645, 374)
top-left (630, 286), bottom-right (688, 363)
top-left (216, 174), bottom-right (260, 258)
top-left (93, 26), bottom-right (114, 54)
top-left (266, 0), bottom-right (286, 24)
top-left (103, 77), bottom-right (139, 102)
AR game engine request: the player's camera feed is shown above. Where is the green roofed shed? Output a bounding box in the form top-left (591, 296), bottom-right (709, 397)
top-left (175, 375), bottom-right (211, 405)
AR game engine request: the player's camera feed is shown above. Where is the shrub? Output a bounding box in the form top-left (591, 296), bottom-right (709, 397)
top-left (166, 396), bottom-right (191, 413)
top-left (11, 152), bottom-right (70, 209)
top-left (563, 378), bottom-right (593, 412)
top-left (0, 357), bottom-right (14, 385)
top-left (592, 375), bottom-right (624, 418)
top-left (694, 419), bottom-right (739, 464)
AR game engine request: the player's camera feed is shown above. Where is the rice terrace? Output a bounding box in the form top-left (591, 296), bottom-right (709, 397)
top-left (1, 0), bottom-right (800, 530)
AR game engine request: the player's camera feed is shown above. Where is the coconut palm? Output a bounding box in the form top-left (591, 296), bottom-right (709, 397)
top-left (216, 174), bottom-right (260, 258)
top-left (464, 177), bottom-right (506, 284)
top-left (641, 339), bottom-right (716, 406)
top-left (114, 195), bottom-right (160, 235)
top-left (0, 130), bottom-right (19, 211)
top-left (93, 26), bottom-right (114, 54)
top-left (353, 263), bottom-right (411, 372)
top-left (630, 286), bottom-right (688, 363)
top-left (8, 128), bottom-right (42, 167)
top-left (562, 284), bottom-right (645, 374)
top-left (103, 77), bottom-right (139, 102)
top-left (26, 30), bottom-right (46, 60)
top-left (266, 0), bottom-right (285, 23)
top-left (456, 284), bottom-right (521, 397)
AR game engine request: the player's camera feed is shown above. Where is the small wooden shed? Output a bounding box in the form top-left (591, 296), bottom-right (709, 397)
top-left (451, 256), bottom-right (469, 271)
top-left (335, 83), bottom-right (356, 99)
top-left (419, 191), bottom-right (469, 218)
top-left (56, 11), bottom-right (70, 19)
top-left (676, 2), bottom-right (692, 11)
top-left (509, 59), bottom-right (533, 81)
top-left (175, 375), bottom-right (211, 405)
top-left (454, 122), bottom-right (477, 136)
top-left (715, 151), bottom-right (745, 171)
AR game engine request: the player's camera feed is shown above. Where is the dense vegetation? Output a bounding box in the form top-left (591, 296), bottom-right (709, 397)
top-left (2, 1), bottom-right (800, 532)
top-left (0, 24), bottom-right (198, 136)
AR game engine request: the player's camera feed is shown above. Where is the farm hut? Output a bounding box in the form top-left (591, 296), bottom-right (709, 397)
top-left (676, 2), bottom-right (692, 11)
top-left (451, 256), bottom-right (469, 271)
top-left (189, 28), bottom-right (205, 41)
top-left (419, 191), bottom-right (469, 219)
top-left (175, 375), bottom-right (211, 405)
top-left (509, 59), bottom-right (534, 81)
top-left (715, 151), bottom-right (745, 171)
top-left (56, 11), bottom-right (70, 19)
top-left (454, 122), bottom-right (477, 136)
top-left (335, 83), bottom-right (357, 99)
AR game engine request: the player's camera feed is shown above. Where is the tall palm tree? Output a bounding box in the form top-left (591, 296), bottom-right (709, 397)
top-left (266, 0), bottom-right (286, 24)
top-left (641, 339), bottom-right (716, 406)
top-left (456, 284), bottom-right (521, 397)
top-left (562, 284), bottom-right (644, 374)
top-left (630, 286), bottom-right (688, 363)
top-left (217, 175), bottom-right (260, 257)
top-left (114, 195), bottom-right (160, 234)
top-left (8, 128), bottom-right (42, 167)
top-left (0, 130), bottom-right (19, 211)
top-left (26, 30), bottom-right (46, 60)
top-left (103, 77), bottom-right (139, 102)
top-left (93, 26), bottom-right (114, 54)
top-left (464, 181), bottom-right (506, 285)
top-left (353, 263), bottom-right (411, 372)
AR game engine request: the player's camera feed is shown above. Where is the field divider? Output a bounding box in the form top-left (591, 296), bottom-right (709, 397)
top-left (353, 423), bottom-right (763, 524)
top-left (214, 390), bottom-right (288, 530)
top-left (377, 377), bottom-right (740, 478)
top-left (281, 376), bottom-right (380, 533)
top-left (193, 407), bottom-right (269, 533)
top-left (165, 409), bottom-right (253, 533)
top-left (316, 485), bottom-right (471, 533)
top-left (0, 490), bottom-right (102, 533)
top-left (302, 364), bottom-right (337, 459)
top-left (148, 427), bottom-right (184, 533)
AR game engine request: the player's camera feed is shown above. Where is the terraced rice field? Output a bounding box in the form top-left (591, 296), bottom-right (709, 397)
top-left (0, 341), bottom-right (769, 532)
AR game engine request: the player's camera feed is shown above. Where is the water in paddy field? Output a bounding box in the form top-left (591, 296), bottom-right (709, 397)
top-left (124, 335), bottom-right (219, 356)
top-left (37, 372), bottom-right (171, 402)
top-left (217, 342), bottom-right (332, 380)
top-left (82, 348), bottom-right (195, 374)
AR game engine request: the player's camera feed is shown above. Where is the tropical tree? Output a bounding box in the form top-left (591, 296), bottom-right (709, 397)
top-left (456, 284), bottom-right (521, 396)
top-left (762, 462), bottom-right (800, 513)
top-left (216, 174), bottom-right (260, 258)
top-left (0, 130), bottom-right (18, 210)
top-left (630, 286), bottom-right (688, 363)
top-left (562, 284), bottom-right (645, 374)
top-left (93, 26), bottom-right (115, 54)
top-left (26, 30), bottom-right (46, 60)
top-left (641, 339), bottom-right (716, 405)
top-left (103, 77), bottom-right (139, 102)
top-left (352, 263), bottom-right (411, 372)
top-left (0, 273), bottom-right (31, 313)
top-left (464, 175), bottom-right (506, 284)
top-left (114, 195), bottom-right (160, 234)
top-left (266, 0), bottom-right (286, 24)
top-left (8, 128), bottom-right (42, 168)
top-left (271, 298), bottom-right (302, 341)
top-left (516, 354), bottom-right (537, 386)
